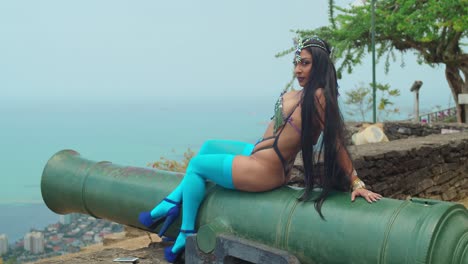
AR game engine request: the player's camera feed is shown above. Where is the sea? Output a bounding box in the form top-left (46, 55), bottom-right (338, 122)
top-left (0, 97), bottom-right (272, 244)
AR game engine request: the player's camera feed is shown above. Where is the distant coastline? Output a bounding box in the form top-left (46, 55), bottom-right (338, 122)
top-left (0, 202), bottom-right (59, 244)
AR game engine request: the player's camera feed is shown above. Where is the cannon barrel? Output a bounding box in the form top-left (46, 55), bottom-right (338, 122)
top-left (41, 150), bottom-right (468, 263)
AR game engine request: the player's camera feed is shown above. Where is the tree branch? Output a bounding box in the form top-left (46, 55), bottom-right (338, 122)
top-left (447, 31), bottom-right (463, 53)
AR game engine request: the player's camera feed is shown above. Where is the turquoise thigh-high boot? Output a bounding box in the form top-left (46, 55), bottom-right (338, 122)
top-left (139, 140), bottom-right (253, 241)
top-left (149, 140), bottom-right (253, 218)
top-left (165, 144), bottom-right (252, 262)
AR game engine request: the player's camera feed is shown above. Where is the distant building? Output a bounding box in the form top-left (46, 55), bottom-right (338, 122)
top-left (24, 232), bottom-right (44, 254)
top-left (24, 233), bottom-right (32, 252)
top-left (0, 234), bottom-right (8, 255)
top-left (83, 231), bottom-right (94, 242)
top-left (59, 213), bottom-right (77, 225)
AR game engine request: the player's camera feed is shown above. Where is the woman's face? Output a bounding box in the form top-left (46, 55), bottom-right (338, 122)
top-left (294, 49), bottom-right (313, 87)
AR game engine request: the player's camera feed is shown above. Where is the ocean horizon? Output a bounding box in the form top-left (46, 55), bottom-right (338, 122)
top-left (0, 97), bottom-right (272, 244)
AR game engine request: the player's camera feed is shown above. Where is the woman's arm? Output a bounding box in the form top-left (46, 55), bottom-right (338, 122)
top-left (314, 89), bottom-right (355, 181)
top-left (314, 89), bottom-right (381, 203)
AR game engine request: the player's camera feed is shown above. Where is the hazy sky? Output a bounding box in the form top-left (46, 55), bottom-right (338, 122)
top-left (0, 0), bottom-right (454, 116)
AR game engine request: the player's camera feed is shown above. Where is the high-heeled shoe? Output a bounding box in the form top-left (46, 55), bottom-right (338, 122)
top-left (138, 198), bottom-right (181, 238)
top-left (164, 229), bottom-right (196, 263)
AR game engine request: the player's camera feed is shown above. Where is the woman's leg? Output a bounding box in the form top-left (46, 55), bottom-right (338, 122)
top-left (198, 139), bottom-right (254, 156)
top-left (148, 140), bottom-right (253, 221)
top-left (169, 153), bottom-right (238, 256)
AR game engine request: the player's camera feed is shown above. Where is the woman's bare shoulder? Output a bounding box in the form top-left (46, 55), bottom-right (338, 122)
top-left (282, 90), bottom-right (302, 113)
top-left (283, 90), bottom-right (302, 100)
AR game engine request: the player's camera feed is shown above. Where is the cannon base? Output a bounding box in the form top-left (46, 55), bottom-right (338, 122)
top-left (185, 234), bottom-right (301, 264)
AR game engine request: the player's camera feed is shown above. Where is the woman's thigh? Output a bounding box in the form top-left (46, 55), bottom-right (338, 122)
top-left (188, 153), bottom-right (283, 192)
top-left (231, 156), bottom-right (284, 192)
top-left (186, 140), bottom-right (253, 175)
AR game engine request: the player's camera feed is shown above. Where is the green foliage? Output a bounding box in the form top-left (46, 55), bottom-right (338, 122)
top-left (344, 85), bottom-right (371, 121)
top-left (148, 148), bottom-right (195, 173)
top-left (344, 82), bottom-right (400, 121)
top-left (278, 0), bottom-right (467, 122)
top-left (279, 0), bottom-right (467, 76)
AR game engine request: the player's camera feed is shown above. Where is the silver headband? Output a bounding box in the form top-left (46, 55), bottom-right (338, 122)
top-left (294, 36), bottom-right (330, 63)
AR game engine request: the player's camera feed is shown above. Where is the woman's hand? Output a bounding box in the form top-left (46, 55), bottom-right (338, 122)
top-left (351, 188), bottom-right (382, 203)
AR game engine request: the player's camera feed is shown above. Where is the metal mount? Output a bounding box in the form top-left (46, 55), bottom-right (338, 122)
top-left (185, 233), bottom-right (301, 264)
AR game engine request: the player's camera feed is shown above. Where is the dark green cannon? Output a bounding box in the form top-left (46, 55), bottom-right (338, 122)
top-left (41, 150), bottom-right (468, 263)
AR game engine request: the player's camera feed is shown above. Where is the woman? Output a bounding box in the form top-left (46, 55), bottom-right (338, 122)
top-left (139, 36), bottom-right (382, 262)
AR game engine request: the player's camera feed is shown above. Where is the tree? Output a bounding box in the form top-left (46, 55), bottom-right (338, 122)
top-left (287, 0), bottom-right (468, 123)
top-left (345, 82), bottom-right (400, 121)
top-left (345, 84), bottom-right (372, 121)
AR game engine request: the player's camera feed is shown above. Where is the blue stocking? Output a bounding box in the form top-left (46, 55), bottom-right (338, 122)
top-left (170, 152), bottom-right (241, 256)
top-left (149, 140), bottom-right (253, 224)
top-left (198, 139), bottom-right (254, 156)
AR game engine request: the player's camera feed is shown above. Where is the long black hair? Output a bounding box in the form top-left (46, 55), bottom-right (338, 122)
top-left (298, 38), bottom-right (351, 219)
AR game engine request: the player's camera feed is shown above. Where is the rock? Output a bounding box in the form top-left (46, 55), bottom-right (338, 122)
top-left (442, 188), bottom-right (458, 201)
top-left (413, 179), bottom-right (434, 195)
top-left (397, 127), bottom-right (412, 135)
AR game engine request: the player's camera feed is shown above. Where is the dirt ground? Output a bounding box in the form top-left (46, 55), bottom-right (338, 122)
top-left (31, 232), bottom-right (176, 264)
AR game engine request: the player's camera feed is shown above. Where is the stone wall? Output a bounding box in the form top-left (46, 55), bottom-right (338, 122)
top-left (290, 131), bottom-right (468, 203)
top-left (344, 122), bottom-right (468, 143)
top-left (382, 122), bottom-right (468, 140)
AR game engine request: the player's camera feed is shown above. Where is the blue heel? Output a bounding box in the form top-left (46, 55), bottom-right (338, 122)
top-left (138, 198), bottom-right (181, 237)
top-left (164, 229), bottom-right (196, 263)
top-left (157, 205), bottom-right (180, 238)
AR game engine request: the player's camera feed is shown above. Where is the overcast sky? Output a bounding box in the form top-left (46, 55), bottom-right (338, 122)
top-left (0, 0), bottom-right (453, 115)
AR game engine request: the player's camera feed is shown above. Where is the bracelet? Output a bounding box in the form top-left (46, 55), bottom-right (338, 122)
top-left (351, 171), bottom-right (366, 191)
top-left (352, 178), bottom-right (366, 190)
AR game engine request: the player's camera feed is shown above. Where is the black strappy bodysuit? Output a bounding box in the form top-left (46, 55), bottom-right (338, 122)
top-left (251, 92), bottom-right (302, 176)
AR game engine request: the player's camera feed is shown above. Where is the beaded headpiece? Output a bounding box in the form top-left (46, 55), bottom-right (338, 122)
top-left (294, 36), bottom-right (331, 63)
top-left (293, 36), bottom-right (340, 93)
